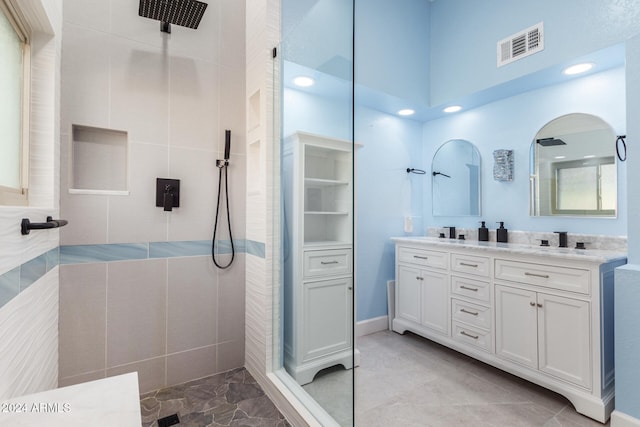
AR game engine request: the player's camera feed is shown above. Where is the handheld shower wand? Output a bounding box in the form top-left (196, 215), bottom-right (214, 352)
top-left (212, 130), bottom-right (235, 269)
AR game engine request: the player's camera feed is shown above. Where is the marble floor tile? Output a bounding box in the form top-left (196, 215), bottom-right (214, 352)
top-left (139, 367), bottom-right (290, 427)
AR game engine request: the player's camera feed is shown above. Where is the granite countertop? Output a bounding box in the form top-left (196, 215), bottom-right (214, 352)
top-left (0, 373), bottom-right (141, 426)
top-left (392, 236), bottom-right (627, 264)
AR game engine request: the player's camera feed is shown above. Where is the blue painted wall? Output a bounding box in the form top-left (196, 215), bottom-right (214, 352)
top-left (355, 0), bottom-right (430, 106)
top-left (614, 33), bottom-right (640, 422)
top-left (430, 0), bottom-right (640, 105)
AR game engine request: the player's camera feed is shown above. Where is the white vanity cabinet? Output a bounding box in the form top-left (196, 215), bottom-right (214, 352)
top-left (392, 237), bottom-right (626, 422)
top-left (495, 284), bottom-right (591, 388)
top-left (283, 132), bottom-right (357, 385)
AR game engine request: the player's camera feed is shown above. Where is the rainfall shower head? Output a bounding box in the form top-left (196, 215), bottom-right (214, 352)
top-left (536, 137), bottom-right (567, 147)
top-left (139, 0), bottom-right (208, 33)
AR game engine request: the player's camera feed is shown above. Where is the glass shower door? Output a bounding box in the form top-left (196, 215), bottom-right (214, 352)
top-left (274, 0), bottom-right (355, 425)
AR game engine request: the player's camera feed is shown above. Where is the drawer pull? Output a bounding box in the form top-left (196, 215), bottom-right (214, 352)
top-left (416, 276), bottom-right (424, 281)
top-left (460, 308), bottom-right (479, 316)
top-left (460, 262), bottom-right (478, 268)
top-left (460, 330), bottom-right (479, 340)
top-left (320, 261), bottom-right (339, 265)
top-left (413, 255), bottom-right (429, 260)
top-left (529, 301), bottom-right (536, 307)
top-left (524, 272), bottom-right (550, 279)
top-left (537, 303), bottom-right (543, 308)
top-left (460, 285), bottom-right (478, 292)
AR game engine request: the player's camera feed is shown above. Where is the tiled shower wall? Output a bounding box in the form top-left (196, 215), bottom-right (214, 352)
top-left (58, 0), bottom-right (247, 393)
top-left (0, 1), bottom-right (62, 400)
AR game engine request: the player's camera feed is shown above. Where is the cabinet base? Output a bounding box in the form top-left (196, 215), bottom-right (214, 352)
top-left (392, 317), bottom-right (612, 423)
top-left (285, 348), bottom-right (360, 386)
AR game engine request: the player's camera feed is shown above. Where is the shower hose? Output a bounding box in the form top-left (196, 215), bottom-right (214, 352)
top-left (212, 161), bottom-right (234, 269)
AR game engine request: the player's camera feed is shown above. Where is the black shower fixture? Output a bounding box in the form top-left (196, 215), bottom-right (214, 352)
top-left (139, 0), bottom-right (208, 33)
top-left (536, 137), bottom-right (567, 147)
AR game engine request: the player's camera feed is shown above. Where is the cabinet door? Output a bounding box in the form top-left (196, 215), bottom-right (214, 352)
top-left (537, 293), bottom-right (591, 389)
top-left (302, 277), bottom-right (352, 362)
top-left (397, 265), bottom-right (421, 323)
top-left (420, 269), bottom-right (449, 335)
top-left (495, 285), bottom-right (538, 369)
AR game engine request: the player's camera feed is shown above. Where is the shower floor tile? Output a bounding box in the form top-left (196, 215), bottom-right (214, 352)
top-left (139, 367), bottom-right (290, 427)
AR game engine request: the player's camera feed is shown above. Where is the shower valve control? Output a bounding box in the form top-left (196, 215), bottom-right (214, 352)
top-left (156, 178), bottom-right (180, 211)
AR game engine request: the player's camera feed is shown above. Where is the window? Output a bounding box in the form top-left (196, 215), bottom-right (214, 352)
top-left (0, 0), bottom-right (29, 205)
top-left (551, 156), bottom-right (616, 216)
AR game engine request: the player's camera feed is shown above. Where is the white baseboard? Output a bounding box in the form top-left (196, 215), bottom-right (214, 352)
top-left (356, 315), bottom-right (388, 337)
top-left (612, 410), bottom-right (640, 427)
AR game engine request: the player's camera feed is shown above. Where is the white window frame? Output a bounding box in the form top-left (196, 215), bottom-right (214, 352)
top-left (0, 0), bottom-right (30, 206)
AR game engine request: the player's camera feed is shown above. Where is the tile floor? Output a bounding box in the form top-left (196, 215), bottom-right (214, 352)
top-left (139, 367), bottom-right (290, 427)
top-left (305, 330), bottom-right (610, 426)
top-left (141, 331), bottom-right (610, 426)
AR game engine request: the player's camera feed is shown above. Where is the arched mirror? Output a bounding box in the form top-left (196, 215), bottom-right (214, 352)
top-left (529, 113), bottom-right (617, 217)
top-left (432, 139), bottom-right (481, 216)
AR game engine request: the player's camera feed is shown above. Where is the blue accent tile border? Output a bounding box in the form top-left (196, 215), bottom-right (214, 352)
top-left (0, 247), bottom-right (59, 309)
top-left (0, 239), bottom-right (264, 309)
top-left (60, 239), bottom-right (263, 264)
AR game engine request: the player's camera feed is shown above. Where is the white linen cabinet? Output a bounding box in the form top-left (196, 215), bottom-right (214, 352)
top-left (283, 132), bottom-right (357, 385)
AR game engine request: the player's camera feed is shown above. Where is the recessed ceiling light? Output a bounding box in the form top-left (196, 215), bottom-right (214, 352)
top-left (293, 76), bottom-right (315, 87)
top-left (583, 154), bottom-right (596, 158)
top-left (554, 156), bottom-right (566, 159)
top-left (443, 105), bottom-right (462, 113)
top-left (563, 63), bottom-right (594, 75)
top-left (398, 109), bottom-right (415, 116)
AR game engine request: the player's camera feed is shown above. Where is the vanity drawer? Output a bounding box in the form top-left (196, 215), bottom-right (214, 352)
top-left (397, 247), bottom-right (448, 270)
top-left (451, 276), bottom-right (491, 304)
top-left (303, 249), bottom-right (352, 278)
top-left (494, 259), bottom-right (590, 294)
top-left (451, 298), bottom-right (491, 330)
top-left (451, 253), bottom-right (490, 277)
top-left (452, 321), bottom-right (492, 353)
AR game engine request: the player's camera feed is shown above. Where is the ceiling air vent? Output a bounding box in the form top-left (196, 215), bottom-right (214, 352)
top-left (497, 22), bottom-right (544, 67)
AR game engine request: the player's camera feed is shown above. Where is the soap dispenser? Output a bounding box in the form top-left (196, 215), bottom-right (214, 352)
top-left (496, 222), bottom-right (508, 243)
top-left (478, 221), bottom-right (489, 242)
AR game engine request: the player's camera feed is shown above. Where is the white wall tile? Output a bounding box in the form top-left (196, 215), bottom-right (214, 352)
top-left (60, 25), bottom-right (111, 133)
top-left (0, 270), bottom-right (58, 400)
top-left (219, 64), bottom-right (247, 157)
top-left (217, 339), bottom-right (245, 372)
top-left (63, 0), bottom-right (110, 32)
top-left (109, 37), bottom-right (169, 145)
top-left (169, 57), bottom-right (219, 150)
top-left (166, 345), bottom-right (217, 387)
top-left (167, 256), bottom-right (218, 353)
top-left (217, 254), bottom-right (246, 343)
top-left (106, 259), bottom-right (167, 367)
top-left (107, 356), bottom-right (166, 394)
top-left (60, 194), bottom-right (109, 245)
top-left (58, 370), bottom-right (106, 388)
top-left (59, 264), bottom-right (107, 378)
top-left (220, 0), bottom-right (247, 71)
top-left (167, 147), bottom-right (218, 241)
top-left (108, 142), bottom-right (169, 244)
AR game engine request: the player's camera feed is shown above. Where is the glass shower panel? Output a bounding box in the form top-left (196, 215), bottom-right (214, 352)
top-left (274, 0), bottom-right (355, 425)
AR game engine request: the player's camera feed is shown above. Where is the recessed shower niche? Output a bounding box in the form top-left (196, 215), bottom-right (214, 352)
top-left (70, 125), bottom-right (128, 194)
